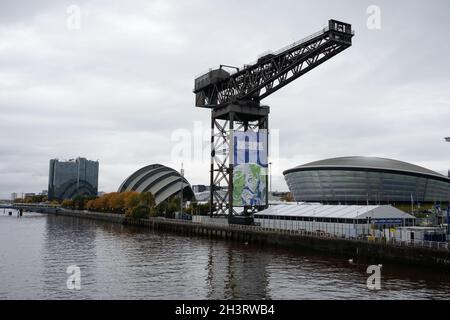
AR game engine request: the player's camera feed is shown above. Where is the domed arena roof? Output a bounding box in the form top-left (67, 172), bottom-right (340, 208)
top-left (283, 156), bottom-right (448, 181)
top-left (118, 164), bottom-right (195, 205)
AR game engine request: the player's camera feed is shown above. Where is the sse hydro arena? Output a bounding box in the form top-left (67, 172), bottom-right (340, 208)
top-left (283, 157), bottom-right (450, 205)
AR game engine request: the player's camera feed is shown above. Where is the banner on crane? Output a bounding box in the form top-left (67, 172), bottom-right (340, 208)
top-left (231, 130), bottom-right (268, 207)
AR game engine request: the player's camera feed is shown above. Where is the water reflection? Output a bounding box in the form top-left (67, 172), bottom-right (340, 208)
top-left (1, 213), bottom-right (450, 299)
top-left (205, 242), bottom-right (270, 300)
top-left (41, 215), bottom-right (98, 299)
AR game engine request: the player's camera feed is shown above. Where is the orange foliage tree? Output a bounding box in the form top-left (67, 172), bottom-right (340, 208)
top-left (85, 191), bottom-right (154, 218)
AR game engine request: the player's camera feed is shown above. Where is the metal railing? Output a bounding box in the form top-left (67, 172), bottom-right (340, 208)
top-left (272, 26), bottom-right (329, 56)
top-left (58, 209), bottom-right (450, 252)
top-left (191, 219), bottom-right (450, 251)
top-left (195, 26), bottom-right (331, 80)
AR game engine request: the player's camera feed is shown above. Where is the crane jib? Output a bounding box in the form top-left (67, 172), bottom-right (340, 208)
top-left (194, 19), bottom-right (354, 108)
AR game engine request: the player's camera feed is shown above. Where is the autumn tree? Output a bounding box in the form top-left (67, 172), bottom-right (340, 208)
top-left (124, 192), bottom-right (140, 208)
top-left (73, 195), bottom-right (97, 210)
top-left (108, 192), bottom-right (126, 213)
top-left (61, 199), bottom-right (75, 209)
top-left (124, 192), bottom-right (157, 219)
top-left (85, 199), bottom-right (95, 211)
top-left (84, 191), bottom-right (157, 219)
top-left (155, 196), bottom-right (180, 218)
top-left (281, 192), bottom-right (295, 202)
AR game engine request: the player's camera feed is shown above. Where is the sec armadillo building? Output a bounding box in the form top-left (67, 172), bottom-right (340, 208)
top-left (283, 157), bottom-right (450, 205)
top-left (118, 164), bottom-right (195, 205)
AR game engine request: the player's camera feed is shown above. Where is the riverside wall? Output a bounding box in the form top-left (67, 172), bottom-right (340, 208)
top-left (45, 208), bottom-right (450, 269)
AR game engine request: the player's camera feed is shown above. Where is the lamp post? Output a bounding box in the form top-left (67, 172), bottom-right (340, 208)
top-left (269, 162), bottom-right (273, 195)
top-left (446, 138), bottom-right (450, 234)
top-left (180, 163), bottom-right (184, 218)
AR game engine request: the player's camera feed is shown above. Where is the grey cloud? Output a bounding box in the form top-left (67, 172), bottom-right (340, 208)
top-left (1, 0), bottom-right (450, 198)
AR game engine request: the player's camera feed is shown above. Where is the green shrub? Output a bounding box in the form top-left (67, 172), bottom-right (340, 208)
top-left (126, 205), bottom-right (150, 219)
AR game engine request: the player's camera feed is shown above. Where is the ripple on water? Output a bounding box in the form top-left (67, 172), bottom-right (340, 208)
top-left (1, 213), bottom-right (450, 299)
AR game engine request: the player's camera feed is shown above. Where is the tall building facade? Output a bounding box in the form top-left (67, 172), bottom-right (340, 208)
top-left (48, 158), bottom-right (99, 201)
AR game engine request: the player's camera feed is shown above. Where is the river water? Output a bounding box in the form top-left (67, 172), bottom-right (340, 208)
top-left (1, 211), bottom-right (450, 300)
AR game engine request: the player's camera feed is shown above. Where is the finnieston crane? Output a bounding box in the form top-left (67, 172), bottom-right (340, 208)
top-left (193, 19), bottom-right (354, 224)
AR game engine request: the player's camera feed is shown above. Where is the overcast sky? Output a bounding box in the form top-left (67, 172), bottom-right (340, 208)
top-left (1, 0), bottom-right (450, 198)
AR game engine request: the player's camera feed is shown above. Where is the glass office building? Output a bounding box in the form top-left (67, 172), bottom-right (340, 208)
top-left (48, 157), bottom-right (99, 201)
top-left (283, 157), bottom-right (450, 204)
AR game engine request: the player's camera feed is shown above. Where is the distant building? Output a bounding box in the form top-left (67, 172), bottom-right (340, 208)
top-left (192, 185), bottom-right (209, 193)
top-left (254, 204), bottom-right (415, 238)
top-left (24, 193), bottom-right (36, 198)
top-left (192, 185), bottom-right (230, 204)
top-left (284, 157), bottom-right (450, 205)
top-left (48, 157), bottom-right (99, 201)
top-left (40, 190), bottom-right (48, 196)
top-left (269, 191), bottom-right (291, 202)
top-left (11, 193), bottom-right (17, 201)
top-left (118, 164), bottom-right (194, 205)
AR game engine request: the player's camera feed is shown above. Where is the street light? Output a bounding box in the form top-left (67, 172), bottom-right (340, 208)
top-left (180, 163), bottom-right (184, 218)
top-left (446, 138), bottom-right (450, 234)
top-left (269, 162), bottom-right (273, 195)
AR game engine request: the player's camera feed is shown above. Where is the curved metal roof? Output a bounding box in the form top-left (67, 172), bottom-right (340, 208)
top-left (283, 156), bottom-right (449, 181)
top-left (118, 164), bottom-right (194, 204)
